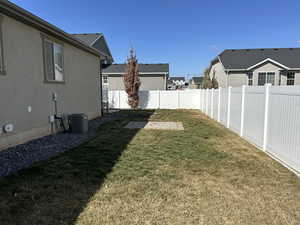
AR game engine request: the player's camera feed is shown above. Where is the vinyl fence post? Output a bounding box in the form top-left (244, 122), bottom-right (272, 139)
top-left (177, 90), bottom-right (180, 109)
top-left (263, 84), bottom-right (271, 151)
top-left (158, 90), bottom-right (160, 109)
top-left (205, 89), bottom-right (208, 115)
top-left (226, 86), bottom-right (232, 128)
top-left (211, 89), bottom-right (214, 118)
top-left (240, 85), bottom-right (246, 137)
top-left (218, 87), bottom-right (221, 122)
top-left (118, 90), bottom-right (121, 109)
top-left (199, 90), bottom-right (201, 110)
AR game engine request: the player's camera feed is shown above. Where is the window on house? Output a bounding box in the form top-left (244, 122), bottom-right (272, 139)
top-left (258, 72), bottom-right (275, 86)
top-left (102, 75), bottom-right (108, 85)
top-left (43, 38), bottom-right (64, 82)
top-left (248, 72), bottom-right (253, 86)
top-left (287, 72), bottom-right (295, 86)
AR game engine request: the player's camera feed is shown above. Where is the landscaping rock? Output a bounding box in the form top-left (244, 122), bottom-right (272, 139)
top-left (0, 113), bottom-right (120, 177)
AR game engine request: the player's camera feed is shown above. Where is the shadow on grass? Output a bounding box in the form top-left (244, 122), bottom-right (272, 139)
top-left (0, 110), bottom-right (154, 225)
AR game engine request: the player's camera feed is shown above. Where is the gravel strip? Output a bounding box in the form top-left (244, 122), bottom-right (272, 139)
top-left (0, 113), bottom-right (120, 177)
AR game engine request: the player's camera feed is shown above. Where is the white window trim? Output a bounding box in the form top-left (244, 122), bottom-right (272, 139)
top-left (42, 35), bottom-right (65, 83)
top-left (247, 58), bottom-right (290, 70)
top-left (102, 75), bottom-right (109, 85)
top-left (258, 71), bottom-right (276, 86)
top-left (247, 72), bottom-right (253, 86)
top-left (286, 72), bottom-right (295, 86)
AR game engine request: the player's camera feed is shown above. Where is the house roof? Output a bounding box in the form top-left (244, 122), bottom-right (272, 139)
top-left (191, 77), bottom-right (203, 84)
top-left (102, 64), bottom-right (169, 74)
top-left (1, 0), bottom-right (101, 57)
top-left (73, 33), bottom-right (102, 46)
top-left (217, 48), bottom-right (300, 70)
top-left (72, 33), bottom-right (113, 60)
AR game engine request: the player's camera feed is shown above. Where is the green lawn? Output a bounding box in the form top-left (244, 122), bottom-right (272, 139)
top-left (0, 110), bottom-right (299, 225)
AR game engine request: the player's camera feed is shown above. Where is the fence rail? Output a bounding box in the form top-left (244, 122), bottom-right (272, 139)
top-left (108, 87), bottom-right (300, 175)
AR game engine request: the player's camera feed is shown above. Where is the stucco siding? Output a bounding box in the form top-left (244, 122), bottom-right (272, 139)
top-left (295, 72), bottom-right (300, 85)
top-left (108, 75), bottom-right (166, 90)
top-left (228, 72), bottom-right (248, 87)
top-left (0, 15), bottom-right (100, 149)
top-left (209, 62), bottom-right (227, 88)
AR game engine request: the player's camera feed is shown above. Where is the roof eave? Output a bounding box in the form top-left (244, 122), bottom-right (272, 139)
top-left (246, 58), bottom-right (290, 70)
top-left (1, 1), bottom-right (100, 57)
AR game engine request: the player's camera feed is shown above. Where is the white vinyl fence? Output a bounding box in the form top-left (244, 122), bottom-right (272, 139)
top-left (109, 87), bottom-right (300, 175)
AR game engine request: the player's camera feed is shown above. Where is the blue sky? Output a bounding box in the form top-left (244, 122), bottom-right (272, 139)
top-left (10, 0), bottom-right (300, 78)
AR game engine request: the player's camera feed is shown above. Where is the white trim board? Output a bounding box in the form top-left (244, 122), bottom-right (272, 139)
top-left (247, 58), bottom-right (290, 70)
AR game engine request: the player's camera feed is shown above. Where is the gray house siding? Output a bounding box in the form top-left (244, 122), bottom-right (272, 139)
top-left (108, 75), bottom-right (166, 91)
top-left (228, 72), bottom-right (248, 87)
top-left (210, 60), bottom-right (300, 88)
top-left (0, 15), bottom-right (101, 150)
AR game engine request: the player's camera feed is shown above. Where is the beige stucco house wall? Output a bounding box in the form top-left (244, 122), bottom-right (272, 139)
top-left (0, 14), bottom-right (101, 150)
top-left (209, 61), bottom-right (228, 87)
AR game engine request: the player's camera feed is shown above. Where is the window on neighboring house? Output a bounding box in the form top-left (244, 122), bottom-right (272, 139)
top-left (43, 38), bottom-right (64, 82)
top-left (102, 75), bottom-right (108, 85)
top-left (258, 72), bottom-right (275, 86)
top-left (287, 72), bottom-right (295, 86)
top-left (248, 72), bottom-right (253, 86)
top-left (0, 16), bottom-right (5, 75)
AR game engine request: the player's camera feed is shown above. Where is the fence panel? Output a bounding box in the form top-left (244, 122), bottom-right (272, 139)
top-left (160, 91), bottom-right (179, 109)
top-left (266, 86), bottom-right (300, 172)
top-left (243, 86), bottom-right (265, 147)
top-left (213, 89), bottom-right (219, 120)
top-left (108, 90), bottom-right (120, 108)
top-left (220, 88), bottom-right (228, 126)
top-left (139, 91), bottom-right (160, 109)
top-left (229, 87), bottom-right (242, 133)
top-left (119, 91), bottom-right (130, 109)
top-left (179, 90), bottom-right (201, 109)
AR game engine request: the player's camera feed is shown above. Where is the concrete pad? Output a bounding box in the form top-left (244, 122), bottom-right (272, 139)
top-left (125, 121), bottom-right (184, 130)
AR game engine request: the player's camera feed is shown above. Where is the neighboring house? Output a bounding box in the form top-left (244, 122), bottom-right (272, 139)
top-left (0, 1), bottom-right (103, 149)
top-left (72, 33), bottom-right (113, 64)
top-left (167, 77), bottom-right (186, 90)
top-left (189, 77), bottom-right (203, 89)
top-left (209, 48), bottom-right (300, 88)
top-left (102, 64), bottom-right (169, 90)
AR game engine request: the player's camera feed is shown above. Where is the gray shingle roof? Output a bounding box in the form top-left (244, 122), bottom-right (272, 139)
top-left (218, 48), bottom-right (300, 70)
top-left (102, 64), bottom-right (169, 74)
top-left (73, 33), bottom-right (102, 46)
top-left (72, 33), bottom-right (113, 61)
top-left (191, 77), bottom-right (203, 84)
top-left (169, 77), bottom-right (185, 81)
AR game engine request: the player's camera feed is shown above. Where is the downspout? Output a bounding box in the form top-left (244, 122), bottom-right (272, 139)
top-left (165, 73), bottom-right (168, 90)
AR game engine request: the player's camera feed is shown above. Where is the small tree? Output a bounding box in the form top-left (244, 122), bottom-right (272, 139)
top-left (211, 70), bottom-right (219, 89)
top-left (202, 67), bottom-right (212, 89)
top-left (123, 49), bottom-right (141, 109)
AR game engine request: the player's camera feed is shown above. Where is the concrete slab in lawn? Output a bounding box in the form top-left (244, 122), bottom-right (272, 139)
top-left (125, 121), bottom-right (184, 130)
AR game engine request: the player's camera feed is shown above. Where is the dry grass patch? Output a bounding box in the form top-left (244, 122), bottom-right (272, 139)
top-left (0, 110), bottom-right (299, 225)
